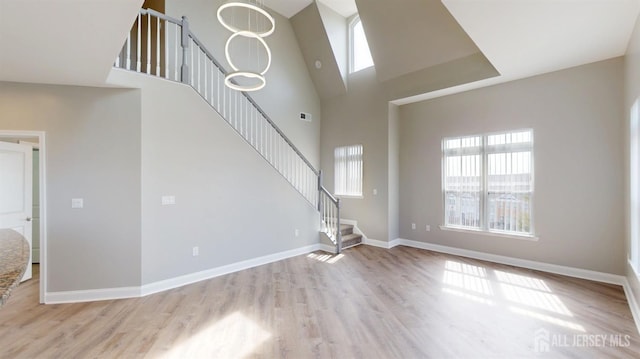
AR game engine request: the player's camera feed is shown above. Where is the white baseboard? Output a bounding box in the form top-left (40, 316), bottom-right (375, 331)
top-left (622, 277), bottom-right (640, 335)
top-left (387, 238), bottom-right (626, 285)
top-left (45, 243), bottom-right (324, 303)
top-left (45, 286), bottom-right (141, 304)
top-left (363, 238), bottom-right (391, 248)
top-left (363, 238), bottom-right (402, 249)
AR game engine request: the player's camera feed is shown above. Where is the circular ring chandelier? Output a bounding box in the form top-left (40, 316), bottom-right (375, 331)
top-left (225, 71), bottom-right (266, 91)
top-left (224, 30), bottom-right (272, 75)
top-left (216, 2), bottom-right (275, 38)
top-left (217, 1), bottom-right (275, 92)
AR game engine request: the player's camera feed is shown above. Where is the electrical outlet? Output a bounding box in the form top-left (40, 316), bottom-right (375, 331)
top-left (71, 198), bottom-right (84, 209)
top-left (411, 223), bottom-right (416, 230)
top-left (426, 225), bottom-right (431, 232)
top-left (192, 246), bottom-right (199, 256)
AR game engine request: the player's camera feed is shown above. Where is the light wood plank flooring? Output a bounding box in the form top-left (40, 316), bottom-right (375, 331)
top-left (0, 245), bottom-right (639, 358)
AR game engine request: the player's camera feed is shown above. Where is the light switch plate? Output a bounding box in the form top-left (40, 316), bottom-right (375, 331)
top-left (71, 198), bottom-right (83, 209)
top-left (162, 195), bottom-right (176, 205)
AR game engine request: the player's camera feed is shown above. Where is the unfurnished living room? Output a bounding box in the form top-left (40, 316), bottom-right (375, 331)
top-left (2, 0), bottom-right (640, 357)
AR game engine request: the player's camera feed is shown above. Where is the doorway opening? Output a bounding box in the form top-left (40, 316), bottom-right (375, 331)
top-left (0, 130), bottom-right (46, 303)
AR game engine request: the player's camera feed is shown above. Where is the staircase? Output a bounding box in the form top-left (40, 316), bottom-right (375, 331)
top-left (113, 8), bottom-right (348, 254)
top-left (340, 224), bottom-right (362, 249)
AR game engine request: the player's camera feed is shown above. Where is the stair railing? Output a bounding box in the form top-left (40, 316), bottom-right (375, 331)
top-left (318, 171), bottom-right (342, 253)
top-left (114, 8), bottom-right (343, 253)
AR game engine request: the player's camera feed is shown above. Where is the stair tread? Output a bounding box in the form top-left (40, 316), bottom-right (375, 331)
top-left (342, 233), bottom-right (362, 240)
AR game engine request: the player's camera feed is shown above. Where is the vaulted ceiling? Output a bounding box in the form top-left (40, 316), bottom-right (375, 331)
top-left (267, 0), bottom-right (640, 102)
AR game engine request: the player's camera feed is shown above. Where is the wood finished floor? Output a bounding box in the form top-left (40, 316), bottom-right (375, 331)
top-left (0, 245), bottom-right (639, 358)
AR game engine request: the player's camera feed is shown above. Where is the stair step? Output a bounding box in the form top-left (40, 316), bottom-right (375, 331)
top-left (340, 224), bottom-right (354, 236)
top-left (341, 233), bottom-right (362, 249)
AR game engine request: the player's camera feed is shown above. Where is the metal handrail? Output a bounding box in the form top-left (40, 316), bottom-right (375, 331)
top-left (115, 8), bottom-right (340, 252)
top-left (186, 21), bottom-right (319, 176)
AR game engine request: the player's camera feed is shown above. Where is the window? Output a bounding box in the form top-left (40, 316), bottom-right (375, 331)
top-left (335, 144), bottom-right (363, 197)
top-left (349, 16), bottom-right (374, 73)
top-left (443, 130), bottom-right (534, 236)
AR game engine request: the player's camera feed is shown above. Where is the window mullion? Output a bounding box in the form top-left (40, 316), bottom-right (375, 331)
top-left (482, 135), bottom-right (488, 231)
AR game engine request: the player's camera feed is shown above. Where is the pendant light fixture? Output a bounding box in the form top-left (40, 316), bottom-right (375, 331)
top-left (217, 1), bottom-right (275, 91)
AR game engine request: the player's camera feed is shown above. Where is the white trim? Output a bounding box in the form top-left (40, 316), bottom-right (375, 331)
top-left (0, 130), bottom-right (47, 304)
top-left (439, 225), bottom-right (539, 241)
top-left (363, 238), bottom-right (393, 249)
top-left (630, 258), bottom-right (640, 277)
top-left (45, 286), bottom-right (141, 304)
top-left (44, 243), bottom-right (326, 303)
top-left (18, 140), bottom-right (40, 150)
top-left (622, 277), bottom-right (640, 335)
top-left (383, 238), bottom-right (625, 285)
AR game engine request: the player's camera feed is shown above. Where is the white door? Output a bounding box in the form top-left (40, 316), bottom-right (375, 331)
top-left (0, 141), bottom-right (33, 281)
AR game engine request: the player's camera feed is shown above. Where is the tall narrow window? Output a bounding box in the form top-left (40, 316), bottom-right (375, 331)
top-left (443, 136), bottom-right (482, 229)
top-left (335, 144), bottom-right (363, 197)
top-left (443, 130), bottom-right (534, 236)
top-left (349, 16), bottom-right (374, 73)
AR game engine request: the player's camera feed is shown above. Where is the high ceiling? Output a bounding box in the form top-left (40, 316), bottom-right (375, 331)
top-left (266, 0), bottom-right (640, 102)
top-left (0, 0), bottom-right (143, 86)
top-left (264, 0), bottom-right (356, 18)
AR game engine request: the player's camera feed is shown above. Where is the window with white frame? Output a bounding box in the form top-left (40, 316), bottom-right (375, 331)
top-left (335, 144), bottom-right (363, 197)
top-left (349, 16), bottom-right (374, 73)
top-left (443, 129), bottom-right (534, 236)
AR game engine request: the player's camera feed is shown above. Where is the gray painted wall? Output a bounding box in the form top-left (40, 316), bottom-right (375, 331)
top-left (316, 1), bottom-right (348, 88)
top-left (399, 58), bottom-right (625, 274)
top-left (321, 67), bottom-right (391, 241)
top-left (166, 0), bottom-right (321, 168)
top-left (625, 12), bottom-right (640, 306)
top-left (291, 2), bottom-right (347, 100)
top-left (112, 73), bottom-right (321, 284)
top-left (0, 82), bottom-right (142, 291)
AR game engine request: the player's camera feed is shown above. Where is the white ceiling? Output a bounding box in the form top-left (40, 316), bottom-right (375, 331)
top-left (266, 0), bottom-right (640, 102)
top-left (0, 0), bottom-right (143, 86)
top-left (263, 0), bottom-right (357, 18)
top-left (442, 0), bottom-right (640, 79)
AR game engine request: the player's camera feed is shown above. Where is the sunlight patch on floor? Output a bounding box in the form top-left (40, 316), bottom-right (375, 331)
top-left (500, 283), bottom-right (572, 316)
top-left (307, 252), bottom-right (344, 263)
top-left (442, 287), bottom-right (494, 305)
top-left (443, 260), bottom-right (494, 296)
top-left (509, 306), bottom-right (586, 332)
top-left (159, 311), bottom-right (271, 358)
top-left (441, 260), bottom-right (587, 333)
top-left (494, 270), bottom-right (551, 292)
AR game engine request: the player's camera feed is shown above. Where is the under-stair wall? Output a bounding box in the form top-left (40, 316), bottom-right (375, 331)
top-left (108, 71), bottom-right (321, 285)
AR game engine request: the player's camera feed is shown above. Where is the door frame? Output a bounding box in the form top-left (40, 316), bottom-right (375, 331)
top-left (0, 130), bottom-right (47, 303)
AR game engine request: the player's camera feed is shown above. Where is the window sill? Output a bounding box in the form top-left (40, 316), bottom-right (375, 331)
top-left (336, 194), bottom-right (364, 200)
top-left (439, 225), bottom-right (539, 241)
